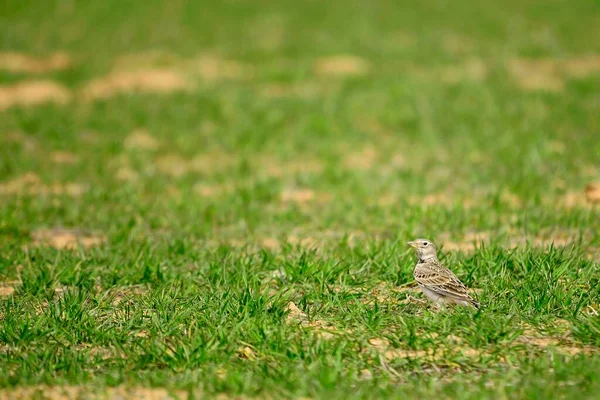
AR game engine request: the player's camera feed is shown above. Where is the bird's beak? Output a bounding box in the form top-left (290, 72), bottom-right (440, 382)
top-left (407, 241), bottom-right (417, 248)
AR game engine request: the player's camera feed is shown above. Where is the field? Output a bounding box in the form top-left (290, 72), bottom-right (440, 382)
top-left (1, 0), bottom-right (600, 398)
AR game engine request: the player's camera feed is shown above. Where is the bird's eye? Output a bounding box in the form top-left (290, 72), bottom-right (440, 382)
top-left (423, 242), bottom-right (428, 246)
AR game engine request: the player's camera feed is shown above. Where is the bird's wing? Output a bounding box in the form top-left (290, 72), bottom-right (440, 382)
top-left (414, 260), bottom-right (477, 304)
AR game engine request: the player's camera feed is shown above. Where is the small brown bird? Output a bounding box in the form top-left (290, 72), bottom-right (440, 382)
top-left (407, 239), bottom-right (479, 309)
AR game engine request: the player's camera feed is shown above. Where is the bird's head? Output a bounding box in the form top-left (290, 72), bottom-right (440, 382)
top-left (407, 239), bottom-right (438, 262)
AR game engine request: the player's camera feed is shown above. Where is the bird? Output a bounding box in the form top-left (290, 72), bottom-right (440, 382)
top-left (407, 239), bottom-right (479, 309)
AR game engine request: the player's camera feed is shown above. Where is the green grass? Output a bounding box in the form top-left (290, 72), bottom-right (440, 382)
top-left (1, 0), bottom-right (600, 398)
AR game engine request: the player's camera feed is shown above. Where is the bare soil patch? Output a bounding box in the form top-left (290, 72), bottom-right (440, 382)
top-left (562, 55), bottom-right (600, 78)
top-left (285, 302), bottom-right (337, 339)
top-left (559, 190), bottom-right (597, 209)
top-left (507, 58), bottom-right (564, 92)
top-left (0, 286), bottom-right (15, 298)
top-left (193, 55), bottom-right (249, 81)
top-left (259, 156), bottom-right (324, 178)
top-left (280, 188), bottom-right (316, 204)
top-left (585, 182), bottom-right (600, 204)
top-left (314, 55), bottom-right (371, 77)
top-left (124, 128), bottom-right (159, 151)
top-left (0, 173), bottom-right (85, 196)
top-left (51, 151), bottom-right (79, 165)
top-left (155, 152), bottom-right (235, 177)
top-left (256, 229), bottom-right (379, 252)
top-left (237, 345), bottom-right (257, 360)
top-left (407, 192), bottom-right (478, 208)
top-left (507, 54), bottom-right (600, 92)
top-left (114, 51), bottom-right (250, 82)
top-left (193, 182), bottom-right (233, 198)
top-left (259, 81), bottom-right (323, 99)
top-left (278, 187), bottom-right (333, 209)
top-left (0, 386), bottom-right (186, 400)
top-left (437, 228), bottom-right (586, 253)
top-left (0, 52), bottom-right (72, 74)
top-left (107, 285), bottom-right (149, 306)
top-left (0, 80), bottom-right (71, 110)
top-left (29, 228), bottom-right (106, 250)
top-left (368, 337), bottom-right (481, 362)
top-left (257, 236), bottom-right (321, 251)
top-left (116, 166), bottom-right (140, 182)
top-left (518, 323), bottom-right (598, 356)
top-left (442, 33), bottom-right (476, 55)
top-left (81, 69), bottom-right (188, 100)
top-left (343, 146), bottom-right (378, 170)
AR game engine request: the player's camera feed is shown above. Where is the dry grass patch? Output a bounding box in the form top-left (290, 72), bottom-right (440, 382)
top-left (353, 117), bottom-right (396, 138)
top-left (507, 54), bottom-right (600, 92)
top-left (438, 58), bottom-right (487, 84)
top-left (260, 238), bottom-right (281, 251)
top-left (368, 282), bottom-right (418, 304)
top-left (0, 52), bottom-right (72, 74)
top-left (376, 193), bottom-right (399, 207)
top-left (407, 190), bottom-right (521, 209)
top-left (407, 192), bottom-right (477, 208)
top-left (281, 188), bottom-right (317, 204)
top-left (436, 230), bottom-right (585, 252)
top-left (343, 146), bottom-right (378, 170)
top-left (518, 323), bottom-right (598, 356)
top-left (29, 228), bottom-right (106, 250)
top-left (558, 190), bottom-right (596, 209)
top-left (107, 285), bottom-right (149, 306)
top-left (0, 386), bottom-right (186, 400)
top-left (287, 235), bottom-right (322, 248)
top-left (193, 54), bottom-right (249, 81)
top-left (114, 51), bottom-right (250, 82)
top-left (562, 55), bottom-right (600, 78)
top-left (257, 236), bottom-right (321, 250)
top-left (437, 229), bottom-right (586, 253)
top-left (314, 55), bottom-right (371, 77)
top-left (155, 154), bottom-right (190, 177)
top-left (0, 80), bottom-right (71, 110)
top-left (438, 232), bottom-right (493, 252)
top-left (112, 51), bottom-right (184, 70)
top-left (406, 59), bottom-right (487, 85)
top-left (368, 337), bottom-right (482, 362)
top-left (332, 282), bottom-right (418, 306)
top-left (0, 286), bottom-right (15, 298)
top-left (259, 81), bottom-right (324, 99)
top-left (237, 345), bottom-right (257, 360)
top-left (285, 302), bottom-right (337, 339)
top-left (154, 152), bottom-right (236, 177)
top-left (278, 187), bottom-right (333, 211)
top-left (442, 33), bottom-right (476, 56)
top-left (585, 182), bottom-right (600, 204)
top-left (124, 128), bottom-right (159, 151)
top-left (258, 156), bottom-right (324, 178)
top-left (115, 166), bottom-right (140, 182)
top-left (50, 151), bottom-right (79, 165)
top-left (507, 58), bottom-right (564, 92)
top-left (81, 69), bottom-right (189, 100)
top-left (256, 229), bottom-right (379, 251)
top-left (0, 173), bottom-right (85, 196)
top-left (192, 182), bottom-right (233, 197)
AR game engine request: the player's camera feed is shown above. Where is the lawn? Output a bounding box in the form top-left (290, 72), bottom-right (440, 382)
top-left (1, 0), bottom-right (600, 398)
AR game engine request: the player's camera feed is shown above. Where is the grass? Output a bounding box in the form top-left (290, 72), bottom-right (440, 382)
top-left (1, 0), bottom-right (600, 398)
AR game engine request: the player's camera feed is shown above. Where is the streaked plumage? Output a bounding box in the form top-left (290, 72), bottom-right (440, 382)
top-left (408, 239), bottom-right (479, 309)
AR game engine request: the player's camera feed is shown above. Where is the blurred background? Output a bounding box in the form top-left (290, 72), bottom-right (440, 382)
top-left (1, 0), bottom-right (599, 247)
